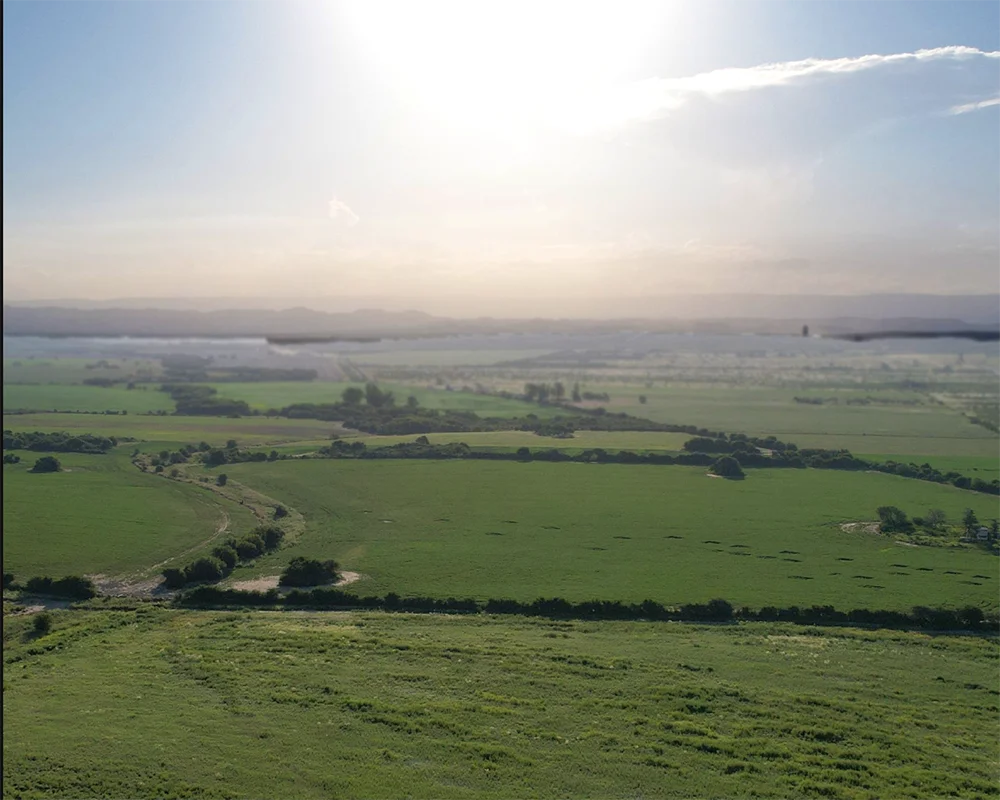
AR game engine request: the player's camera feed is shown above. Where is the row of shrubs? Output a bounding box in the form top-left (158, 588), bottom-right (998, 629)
top-left (2, 430), bottom-right (118, 454)
top-left (3, 574), bottom-right (97, 599)
top-left (161, 525), bottom-right (285, 589)
top-left (174, 588), bottom-right (998, 633)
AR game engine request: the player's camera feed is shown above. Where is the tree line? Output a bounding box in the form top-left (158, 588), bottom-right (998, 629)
top-left (161, 525), bottom-right (286, 589)
top-left (175, 586), bottom-right (997, 633)
top-left (2, 430), bottom-right (119, 454)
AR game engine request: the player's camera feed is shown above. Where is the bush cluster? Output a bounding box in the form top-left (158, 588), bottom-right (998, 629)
top-left (279, 557), bottom-right (340, 587)
top-left (2, 430), bottom-right (116, 454)
top-left (162, 525), bottom-right (285, 589)
top-left (23, 575), bottom-right (97, 599)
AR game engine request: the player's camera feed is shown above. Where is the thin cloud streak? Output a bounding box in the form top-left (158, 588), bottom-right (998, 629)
top-left (949, 96), bottom-right (1000, 114)
top-left (572, 46), bottom-right (1000, 132)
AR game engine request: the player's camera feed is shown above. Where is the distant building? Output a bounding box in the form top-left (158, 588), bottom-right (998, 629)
top-left (976, 526), bottom-right (990, 542)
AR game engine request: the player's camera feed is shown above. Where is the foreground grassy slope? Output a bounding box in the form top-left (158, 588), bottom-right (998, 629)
top-left (3, 610), bottom-right (997, 800)
top-left (219, 460), bottom-right (1000, 610)
top-left (2, 453), bottom-right (257, 578)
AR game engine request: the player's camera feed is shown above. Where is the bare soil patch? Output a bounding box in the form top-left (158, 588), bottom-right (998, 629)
top-left (839, 521), bottom-right (880, 535)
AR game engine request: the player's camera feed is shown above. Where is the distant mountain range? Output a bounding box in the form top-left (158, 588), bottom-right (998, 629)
top-left (3, 294), bottom-right (998, 339)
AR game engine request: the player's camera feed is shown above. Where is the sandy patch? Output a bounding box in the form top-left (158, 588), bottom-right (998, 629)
top-left (839, 521), bottom-right (880, 535)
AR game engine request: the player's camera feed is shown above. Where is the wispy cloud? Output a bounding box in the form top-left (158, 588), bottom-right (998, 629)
top-left (328, 197), bottom-right (360, 226)
top-left (949, 96), bottom-right (1000, 115)
top-left (570, 46), bottom-right (1000, 132)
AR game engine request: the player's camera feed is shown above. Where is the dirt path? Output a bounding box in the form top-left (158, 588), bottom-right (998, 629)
top-left (82, 456), bottom-right (313, 598)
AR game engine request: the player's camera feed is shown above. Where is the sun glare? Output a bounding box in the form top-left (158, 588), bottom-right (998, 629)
top-left (341, 0), bottom-right (666, 137)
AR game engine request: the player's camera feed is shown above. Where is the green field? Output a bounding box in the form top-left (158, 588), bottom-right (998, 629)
top-left (3, 384), bottom-right (175, 414)
top-left (579, 384), bottom-right (998, 456)
top-left (2, 413), bottom-right (345, 447)
top-left (3, 609), bottom-right (997, 800)
top-left (207, 381), bottom-right (565, 417)
top-left (215, 460), bottom-right (999, 611)
top-left (2, 452), bottom-right (257, 578)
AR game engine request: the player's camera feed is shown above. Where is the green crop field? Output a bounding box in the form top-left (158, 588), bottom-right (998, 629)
top-left (3, 609), bottom-right (997, 800)
top-left (207, 381), bottom-right (565, 418)
top-left (2, 413), bottom-right (346, 447)
top-left (3, 384), bottom-right (175, 414)
top-left (2, 452), bottom-right (257, 578)
top-left (215, 460), bottom-right (1000, 611)
top-left (577, 384), bottom-right (997, 456)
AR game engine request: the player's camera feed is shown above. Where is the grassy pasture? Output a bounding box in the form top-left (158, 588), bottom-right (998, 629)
top-left (2, 413), bottom-right (346, 447)
top-left (3, 610), bottom-right (997, 800)
top-left (206, 381), bottom-right (565, 417)
top-left (3, 384), bottom-right (175, 414)
top-left (2, 452), bottom-right (257, 578)
top-left (217, 460), bottom-right (1000, 611)
top-left (579, 384), bottom-right (997, 456)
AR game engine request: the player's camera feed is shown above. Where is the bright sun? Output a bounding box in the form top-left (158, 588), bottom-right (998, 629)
top-left (341, 0), bottom-right (666, 136)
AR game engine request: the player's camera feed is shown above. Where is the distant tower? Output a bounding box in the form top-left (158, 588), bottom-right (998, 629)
top-left (802, 324), bottom-right (810, 338)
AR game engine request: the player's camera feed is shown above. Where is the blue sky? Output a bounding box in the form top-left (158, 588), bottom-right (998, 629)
top-left (3, 0), bottom-right (998, 314)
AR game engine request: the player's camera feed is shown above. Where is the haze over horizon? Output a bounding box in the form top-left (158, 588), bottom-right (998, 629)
top-left (4, 1), bottom-right (999, 315)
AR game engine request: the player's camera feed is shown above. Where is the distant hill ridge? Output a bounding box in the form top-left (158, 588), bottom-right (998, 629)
top-left (3, 297), bottom-right (999, 339)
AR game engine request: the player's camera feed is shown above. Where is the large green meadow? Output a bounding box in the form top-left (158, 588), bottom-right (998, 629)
top-left (3, 384), bottom-right (175, 414)
top-left (4, 609), bottom-right (997, 800)
top-left (216, 459), bottom-right (999, 611)
top-left (2, 452), bottom-right (257, 578)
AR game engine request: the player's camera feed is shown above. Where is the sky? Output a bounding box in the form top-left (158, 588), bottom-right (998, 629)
top-left (3, 0), bottom-right (999, 316)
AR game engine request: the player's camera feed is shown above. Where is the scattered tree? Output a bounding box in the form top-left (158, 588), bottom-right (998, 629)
top-left (708, 455), bottom-right (745, 479)
top-left (33, 612), bottom-right (52, 635)
top-left (638, 395), bottom-right (648, 404)
top-left (406, 395), bottom-right (419, 410)
top-left (962, 508), bottom-right (979, 535)
top-left (925, 508), bottom-right (947, 529)
top-left (877, 506), bottom-right (913, 534)
top-left (216, 473), bottom-right (228, 487)
top-left (571, 383), bottom-right (582, 403)
top-left (342, 387), bottom-right (364, 406)
top-left (273, 504), bottom-right (288, 519)
top-left (31, 456), bottom-right (61, 473)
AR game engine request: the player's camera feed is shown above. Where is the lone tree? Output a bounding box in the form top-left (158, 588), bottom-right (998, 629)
top-left (30, 456), bottom-right (61, 473)
top-left (877, 506), bottom-right (913, 534)
top-left (708, 455), bottom-right (745, 479)
top-left (216, 473), bottom-right (228, 487)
